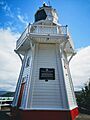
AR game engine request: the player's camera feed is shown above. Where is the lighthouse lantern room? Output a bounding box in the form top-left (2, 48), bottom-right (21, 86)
top-left (11, 3), bottom-right (79, 120)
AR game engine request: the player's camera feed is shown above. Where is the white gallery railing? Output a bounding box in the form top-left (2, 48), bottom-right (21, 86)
top-left (16, 24), bottom-right (68, 49)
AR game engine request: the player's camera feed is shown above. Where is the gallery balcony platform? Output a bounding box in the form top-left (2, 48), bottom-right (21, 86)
top-left (16, 24), bottom-right (74, 55)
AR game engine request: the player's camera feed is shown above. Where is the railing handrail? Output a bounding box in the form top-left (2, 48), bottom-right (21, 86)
top-left (31, 24), bottom-right (67, 27)
top-left (16, 24), bottom-right (68, 48)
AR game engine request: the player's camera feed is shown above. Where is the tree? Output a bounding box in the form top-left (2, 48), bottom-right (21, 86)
top-left (76, 81), bottom-right (90, 110)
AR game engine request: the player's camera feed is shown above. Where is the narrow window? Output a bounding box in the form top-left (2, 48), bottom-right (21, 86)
top-left (22, 77), bottom-right (26, 83)
top-left (26, 57), bottom-right (30, 67)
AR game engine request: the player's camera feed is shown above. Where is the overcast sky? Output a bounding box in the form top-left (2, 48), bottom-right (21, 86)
top-left (0, 0), bottom-right (90, 91)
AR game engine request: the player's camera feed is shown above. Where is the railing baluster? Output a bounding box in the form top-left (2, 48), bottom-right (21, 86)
top-left (16, 24), bottom-right (67, 49)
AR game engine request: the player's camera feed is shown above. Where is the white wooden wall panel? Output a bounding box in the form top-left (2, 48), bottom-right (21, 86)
top-left (61, 58), bottom-right (77, 108)
top-left (22, 50), bottom-right (32, 77)
top-left (20, 49), bottom-right (32, 108)
top-left (30, 44), bottom-right (63, 109)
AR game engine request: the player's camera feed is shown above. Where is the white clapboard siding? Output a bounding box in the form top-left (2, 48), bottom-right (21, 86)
top-left (22, 50), bottom-right (32, 78)
top-left (61, 58), bottom-right (77, 108)
top-left (28, 44), bottom-right (63, 109)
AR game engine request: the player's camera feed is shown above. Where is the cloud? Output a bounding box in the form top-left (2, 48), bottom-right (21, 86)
top-left (17, 14), bottom-right (28, 26)
top-left (0, 1), bottom-right (29, 30)
top-left (70, 46), bottom-right (90, 91)
top-left (0, 1), bottom-right (14, 18)
top-left (0, 27), bottom-right (21, 91)
top-left (16, 7), bottom-right (29, 26)
top-left (0, 1), bottom-right (4, 5)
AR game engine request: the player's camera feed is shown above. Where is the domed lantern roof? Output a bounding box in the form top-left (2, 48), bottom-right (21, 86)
top-left (35, 3), bottom-right (58, 23)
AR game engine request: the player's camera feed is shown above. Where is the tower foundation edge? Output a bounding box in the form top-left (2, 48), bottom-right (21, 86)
top-left (11, 106), bottom-right (79, 120)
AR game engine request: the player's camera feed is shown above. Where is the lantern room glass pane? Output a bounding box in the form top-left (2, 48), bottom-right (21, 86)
top-left (35, 9), bottom-right (47, 22)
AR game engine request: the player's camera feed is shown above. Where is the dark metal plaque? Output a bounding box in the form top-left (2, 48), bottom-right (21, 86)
top-left (39, 68), bottom-right (55, 80)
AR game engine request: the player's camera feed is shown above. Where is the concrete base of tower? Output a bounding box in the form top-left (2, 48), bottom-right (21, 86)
top-left (11, 107), bottom-right (79, 120)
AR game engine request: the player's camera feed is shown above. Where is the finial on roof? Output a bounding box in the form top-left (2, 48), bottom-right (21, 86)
top-left (43, 2), bottom-right (47, 7)
top-left (42, 2), bottom-right (52, 8)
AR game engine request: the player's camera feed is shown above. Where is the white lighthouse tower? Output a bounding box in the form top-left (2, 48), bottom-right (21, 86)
top-left (11, 3), bottom-right (79, 120)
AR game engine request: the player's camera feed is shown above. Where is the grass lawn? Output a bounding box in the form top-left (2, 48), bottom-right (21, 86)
top-left (76, 113), bottom-right (90, 120)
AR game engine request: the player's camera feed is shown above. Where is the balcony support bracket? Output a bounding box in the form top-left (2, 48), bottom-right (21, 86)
top-left (26, 33), bottom-right (35, 50)
top-left (14, 50), bottom-right (23, 63)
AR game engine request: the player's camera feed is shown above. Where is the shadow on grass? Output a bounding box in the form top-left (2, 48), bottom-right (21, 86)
top-left (76, 113), bottom-right (90, 120)
top-left (78, 107), bottom-right (90, 115)
top-left (0, 111), bottom-right (10, 120)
